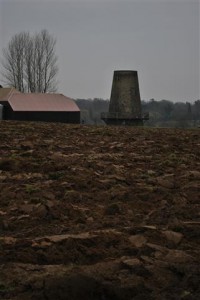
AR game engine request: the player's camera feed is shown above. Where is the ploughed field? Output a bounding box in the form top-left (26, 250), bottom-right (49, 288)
top-left (0, 121), bottom-right (200, 300)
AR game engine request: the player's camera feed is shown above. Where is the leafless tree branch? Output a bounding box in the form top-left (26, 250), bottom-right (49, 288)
top-left (1, 30), bottom-right (58, 93)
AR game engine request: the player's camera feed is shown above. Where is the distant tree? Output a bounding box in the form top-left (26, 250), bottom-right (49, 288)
top-left (194, 100), bottom-right (200, 118)
top-left (159, 100), bottom-right (174, 120)
top-left (1, 30), bottom-right (58, 93)
top-left (76, 98), bottom-right (109, 124)
top-left (186, 102), bottom-right (192, 121)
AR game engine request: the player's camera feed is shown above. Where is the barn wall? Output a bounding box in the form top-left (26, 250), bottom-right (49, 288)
top-left (0, 101), bottom-right (13, 120)
top-left (11, 111), bottom-right (80, 124)
top-left (0, 102), bottom-right (80, 123)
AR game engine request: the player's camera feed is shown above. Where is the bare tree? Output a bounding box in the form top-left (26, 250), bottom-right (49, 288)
top-left (1, 32), bottom-right (29, 92)
top-left (1, 30), bottom-right (58, 93)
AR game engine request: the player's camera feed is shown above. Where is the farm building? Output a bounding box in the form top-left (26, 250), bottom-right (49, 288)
top-left (0, 88), bottom-right (80, 123)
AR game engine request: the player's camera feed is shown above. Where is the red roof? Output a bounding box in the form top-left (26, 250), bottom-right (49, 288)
top-left (0, 88), bottom-right (20, 100)
top-left (8, 93), bottom-right (80, 112)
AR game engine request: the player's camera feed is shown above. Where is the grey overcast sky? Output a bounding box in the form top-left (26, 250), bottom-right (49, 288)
top-left (0, 0), bottom-right (199, 102)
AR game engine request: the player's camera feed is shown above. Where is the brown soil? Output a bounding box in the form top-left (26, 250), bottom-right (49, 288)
top-left (0, 121), bottom-right (200, 300)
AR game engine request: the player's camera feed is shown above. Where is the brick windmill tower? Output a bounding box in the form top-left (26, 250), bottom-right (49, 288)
top-left (101, 70), bottom-right (148, 125)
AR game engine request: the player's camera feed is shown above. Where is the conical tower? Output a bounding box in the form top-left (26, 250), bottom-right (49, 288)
top-left (101, 70), bottom-right (148, 125)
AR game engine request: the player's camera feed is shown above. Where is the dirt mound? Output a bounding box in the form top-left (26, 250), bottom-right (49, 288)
top-left (0, 121), bottom-right (200, 299)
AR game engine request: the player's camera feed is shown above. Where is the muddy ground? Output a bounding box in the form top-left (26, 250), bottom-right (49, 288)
top-left (0, 121), bottom-right (199, 300)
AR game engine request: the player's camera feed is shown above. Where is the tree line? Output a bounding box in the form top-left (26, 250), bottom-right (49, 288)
top-left (76, 98), bottom-right (200, 128)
